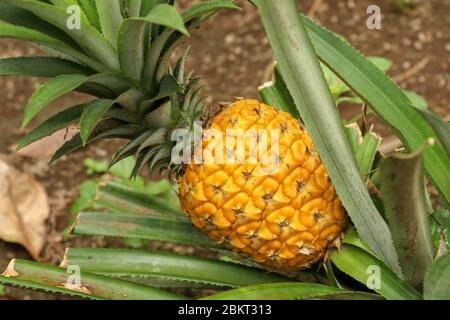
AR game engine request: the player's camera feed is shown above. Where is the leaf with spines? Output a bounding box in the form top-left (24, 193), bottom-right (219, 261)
top-left (0, 22), bottom-right (107, 72)
top-left (423, 255), bottom-right (450, 300)
top-left (202, 282), bottom-right (348, 300)
top-left (0, 259), bottom-right (183, 300)
top-left (17, 104), bottom-right (85, 150)
top-left (0, 0), bottom-right (119, 71)
top-left (22, 74), bottom-right (89, 127)
top-left (79, 99), bottom-right (116, 145)
top-left (94, 0), bottom-right (124, 48)
top-left (299, 14), bottom-right (450, 205)
top-left (331, 245), bottom-right (422, 300)
top-left (0, 57), bottom-right (93, 77)
top-left (61, 248), bottom-right (289, 288)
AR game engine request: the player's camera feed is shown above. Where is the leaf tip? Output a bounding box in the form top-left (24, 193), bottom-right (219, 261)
top-left (3, 260), bottom-right (19, 278)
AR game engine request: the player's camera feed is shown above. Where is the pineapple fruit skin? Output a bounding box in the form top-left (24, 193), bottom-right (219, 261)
top-left (179, 100), bottom-right (348, 271)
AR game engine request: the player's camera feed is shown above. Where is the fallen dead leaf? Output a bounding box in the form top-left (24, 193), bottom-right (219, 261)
top-left (0, 159), bottom-right (49, 259)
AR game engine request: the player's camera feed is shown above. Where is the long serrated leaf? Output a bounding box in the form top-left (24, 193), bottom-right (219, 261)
top-left (301, 15), bottom-right (450, 205)
top-left (254, 0), bottom-right (401, 274)
top-left (22, 74), bottom-right (89, 127)
top-left (98, 181), bottom-right (184, 218)
top-left (0, 0), bottom-right (119, 71)
top-left (62, 248), bottom-right (288, 288)
top-left (71, 211), bottom-right (215, 248)
top-left (49, 120), bottom-right (136, 163)
top-left (379, 148), bottom-right (435, 289)
top-left (0, 276), bottom-right (98, 299)
top-left (0, 22), bottom-right (107, 72)
top-left (259, 69), bottom-right (299, 118)
top-left (133, 4), bottom-right (188, 35)
top-left (331, 245), bottom-right (422, 300)
top-left (79, 99), bottom-right (115, 145)
top-left (355, 131), bottom-right (381, 181)
top-left (202, 282), bottom-right (345, 300)
top-left (0, 3), bottom-right (80, 48)
top-left (94, 0), bottom-right (123, 48)
top-left (180, 0), bottom-right (239, 21)
top-left (125, 0), bottom-right (142, 17)
top-left (423, 255), bottom-right (450, 300)
top-left (0, 57), bottom-right (93, 77)
top-left (414, 108), bottom-right (450, 159)
top-left (78, 0), bottom-right (101, 30)
top-left (17, 104), bottom-right (84, 149)
top-left (1, 259), bottom-right (183, 300)
top-left (117, 19), bottom-right (146, 81)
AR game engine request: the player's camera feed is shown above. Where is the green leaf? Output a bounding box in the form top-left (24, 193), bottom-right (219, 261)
top-left (0, 259), bottom-right (183, 300)
top-left (0, 57), bottom-right (93, 77)
top-left (49, 120), bottom-right (139, 163)
top-left (79, 99), bottom-right (115, 145)
top-left (94, 0), bottom-right (124, 48)
top-left (70, 180), bottom-right (99, 214)
top-left (430, 209), bottom-right (450, 254)
top-left (17, 104), bottom-right (84, 150)
top-left (97, 181), bottom-right (183, 218)
top-left (117, 19), bottom-right (146, 81)
top-left (331, 245), bottom-right (422, 300)
top-left (0, 22), bottom-right (107, 72)
top-left (125, 0), bottom-right (143, 17)
top-left (139, 0), bottom-right (158, 17)
top-left (132, 4), bottom-right (188, 35)
top-left (404, 90), bottom-right (428, 110)
top-left (71, 211), bottom-right (214, 248)
top-left (181, 0), bottom-right (240, 22)
top-left (344, 123), bottom-right (362, 156)
top-left (379, 148), bottom-right (435, 289)
top-left (203, 282), bottom-right (346, 300)
top-left (368, 56), bottom-right (393, 72)
top-left (414, 108), bottom-right (450, 159)
top-left (301, 15), bottom-right (450, 205)
top-left (62, 248), bottom-right (288, 288)
top-left (254, 0), bottom-right (401, 274)
top-left (78, 0), bottom-right (101, 30)
top-left (355, 130), bottom-right (381, 181)
top-left (22, 74), bottom-right (89, 127)
top-left (0, 3), bottom-right (80, 48)
top-left (259, 67), bottom-right (299, 117)
top-left (0, 0), bottom-right (119, 71)
top-left (423, 255), bottom-right (450, 300)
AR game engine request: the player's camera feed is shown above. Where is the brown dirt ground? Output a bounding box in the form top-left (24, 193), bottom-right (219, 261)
top-left (0, 0), bottom-right (449, 299)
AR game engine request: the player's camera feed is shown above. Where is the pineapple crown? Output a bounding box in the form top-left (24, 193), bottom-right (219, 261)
top-left (0, 0), bottom-right (238, 176)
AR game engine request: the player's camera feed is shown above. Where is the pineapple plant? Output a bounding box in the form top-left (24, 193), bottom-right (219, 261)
top-left (0, 0), bottom-right (448, 300)
top-left (0, 0), bottom-right (348, 272)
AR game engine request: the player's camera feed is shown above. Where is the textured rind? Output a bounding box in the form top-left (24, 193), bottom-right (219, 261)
top-left (179, 100), bottom-right (348, 271)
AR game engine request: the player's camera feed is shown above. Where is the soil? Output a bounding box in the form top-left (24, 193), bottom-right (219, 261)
top-left (0, 0), bottom-right (449, 299)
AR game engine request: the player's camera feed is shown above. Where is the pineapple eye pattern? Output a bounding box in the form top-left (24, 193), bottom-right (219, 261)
top-left (179, 100), bottom-right (348, 271)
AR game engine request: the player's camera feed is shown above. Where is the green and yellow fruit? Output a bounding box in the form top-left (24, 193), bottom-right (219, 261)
top-left (179, 100), bottom-right (348, 271)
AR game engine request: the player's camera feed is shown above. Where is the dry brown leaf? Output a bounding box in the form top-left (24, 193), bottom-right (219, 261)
top-left (0, 159), bottom-right (49, 259)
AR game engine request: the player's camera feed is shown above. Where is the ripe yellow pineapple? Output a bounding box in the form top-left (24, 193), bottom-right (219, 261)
top-left (179, 100), bottom-right (348, 271)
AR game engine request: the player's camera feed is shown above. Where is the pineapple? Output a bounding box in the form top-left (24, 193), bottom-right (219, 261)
top-left (0, 0), bottom-right (348, 271)
top-left (179, 100), bottom-right (347, 270)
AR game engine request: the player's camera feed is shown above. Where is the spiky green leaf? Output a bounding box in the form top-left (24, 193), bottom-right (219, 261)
top-left (22, 74), bottom-right (89, 127)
